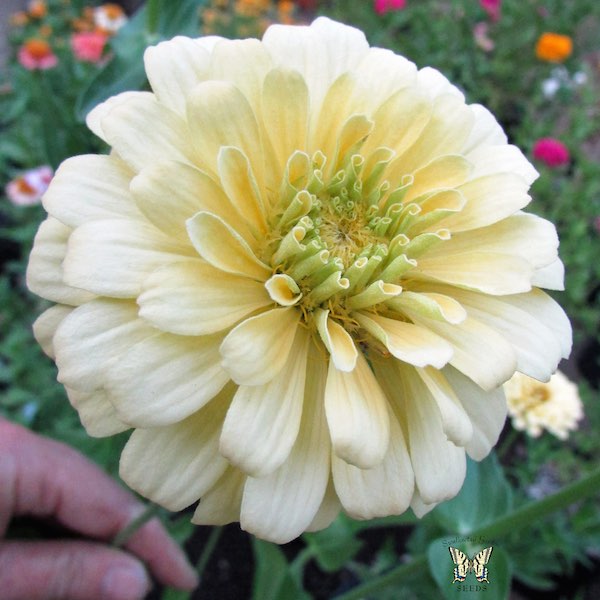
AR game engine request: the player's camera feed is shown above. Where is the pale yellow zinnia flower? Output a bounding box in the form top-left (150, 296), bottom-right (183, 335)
top-left (504, 371), bottom-right (583, 439)
top-left (27, 18), bottom-right (572, 543)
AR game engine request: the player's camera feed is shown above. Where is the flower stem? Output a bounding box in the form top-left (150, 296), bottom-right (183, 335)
top-left (112, 503), bottom-right (162, 548)
top-left (334, 465), bottom-right (600, 600)
top-left (196, 526), bottom-right (223, 585)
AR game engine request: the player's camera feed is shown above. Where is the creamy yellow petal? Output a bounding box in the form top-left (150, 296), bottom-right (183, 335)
top-left (425, 213), bottom-right (558, 269)
top-left (32, 305), bottom-right (73, 359)
top-left (443, 366), bottom-right (507, 461)
top-left (443, 173), bottom-right (531, 232)
top-left (263, 17), bottom-right (369, 116)
top-left (217, 146), bottom-right (268, 236)
top-left (53, 300), bottom-right (150, 393)
top-left (332, 410), bottom-right (413, 519)
top-left (66, 387), bottom-right (129, 437)
top-left (210, 38), bottom-right (273, 111)
top-left (192, 467), bottom-right (245, 526)
top-left (403, 155), bottom-right (472, 202)
top-left (315, 309), bottom-right (358, 372)
top-left (137, 260), bottom-right (271, 336)
top-left (119, 385), bottom-right (234, 511)
top-left (494, 289), bottom-right (572, 360)
top-left (386, 291), bottom-right (467, 324)
top-left (417, 367), bottom-right (473, 446)
top-left (355, 312), bottom-right (453, 369)
top-left (262, 68), bottom-right (309, 174)
top-left (447, 287), bottom-right (563, 382)
top-left (325, 352), bottom-right (390, 469)
top-left (532, 258), bottom-right (565, 291)
top-left (416, 251), bottom-right (533, 295)
top-left (63, 219), bottom-right (193, 298)
top-left (186, 212), bottom-right (270, 280)
top-left (352, 48), bottom-right (417, 111)
top-left (381, 362), bottom-right (466, 504)
top-left (85, 91), bottom-right (143, 141)
top-left (26, 217), bottom-right (96, 306)
top-left (43, 155), bottom-right (138, 227)
top-left (241, 351), bottom-right (330, 543)
top-left (106, 332), bottom-right (229, 427)
top-left (467, 144), bottom-right (538, 185)
top-left (391, 94), bottom-right (474, 175)
top-left (186, 80), bottom-right (263, 180)
top-left (409, 315), bottom-right (517, 391)
top-left (131, 160), bottom-right (253, 242)
top-left (144, 36), bottom-right (212, 115)
top-left (101, 93), bottom-right (195, 172)
top-left (220, 307), bottom-right (301, 386)
top-left (305, 479), bottom-right (341, 533)
top-left (219, 327), bottom-right (309, 476)
top-left (462, 103), bottom-right (507, 153)
top-left (361, 86), bottom-right (431, 161)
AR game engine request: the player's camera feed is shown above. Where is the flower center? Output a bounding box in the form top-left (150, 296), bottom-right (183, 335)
top-left (25, 39), bottom-right (52, 59)
top-left (263, 148), bottom-right (451, 335)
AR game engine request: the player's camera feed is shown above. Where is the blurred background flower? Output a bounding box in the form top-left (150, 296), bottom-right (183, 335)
top-left (505, 371), bottom-right (584, 440)
top-left (5, 165), bottom-right (53, 206)
top-left (535, 32), bottom-right (573, 62)
top-left (532, 137), bottom-right (570, 168)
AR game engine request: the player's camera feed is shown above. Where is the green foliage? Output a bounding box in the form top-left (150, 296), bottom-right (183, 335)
top-left (1, 1), bottom-right (600, 599)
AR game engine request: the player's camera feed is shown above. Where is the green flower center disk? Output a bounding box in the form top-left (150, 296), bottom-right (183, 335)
top-left (261, 147), bottom-right (450, 353)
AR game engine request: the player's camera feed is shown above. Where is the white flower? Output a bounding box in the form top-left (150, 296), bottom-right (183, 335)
top-left (5, 165), bottom-right (53, 206)
top-left (94, 3), bottom-right (127, 34)
top-left (505, 371), bottom-right (583, 439)
top-left (27, 18), bottom-right (571, 543)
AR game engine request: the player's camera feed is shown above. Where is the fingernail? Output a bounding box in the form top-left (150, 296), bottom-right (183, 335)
top-left (102, 562), bottom-right (150, 600)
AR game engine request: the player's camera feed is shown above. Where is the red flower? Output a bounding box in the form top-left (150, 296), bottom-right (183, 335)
top-left (479, 0), bottom-right (501, 22)
top-left (374, 0), bottom-right (407, 15)
top-left (17, 38), bottom-right (57, 70)
top-left (532, 138), bottom-right (570, 168)
top-left (71, 31), bottom-right (108, 63)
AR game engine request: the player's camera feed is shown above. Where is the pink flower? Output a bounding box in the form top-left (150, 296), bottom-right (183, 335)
top-left (532, 138), bottom-right (570, 168)
top-left (374, 0), bottom-right (407, 15)
top-left (474, 22), bottom-right (494, 52)
top-left (5, 166), bottom-right (53, 206)
top-left (17, 39), bottom-right (57, 70)
top-left (71, 31), bottom-right (108, 63)
top-left (480, 0), bottom-right (501, 22)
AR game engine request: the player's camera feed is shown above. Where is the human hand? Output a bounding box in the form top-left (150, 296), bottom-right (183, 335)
top-left (0, 418), bottom-right (199, 600)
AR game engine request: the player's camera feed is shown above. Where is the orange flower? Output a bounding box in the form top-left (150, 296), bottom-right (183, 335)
top-left (10, 11), bottom-right (29, 27)
top-left (535, 32), bottom-right (573, 63)
top-left (28, 0), bottom-right (48, 19)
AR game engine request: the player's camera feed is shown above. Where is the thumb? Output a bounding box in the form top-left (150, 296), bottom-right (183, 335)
top-left (0, 540), bottom-right (151, 600)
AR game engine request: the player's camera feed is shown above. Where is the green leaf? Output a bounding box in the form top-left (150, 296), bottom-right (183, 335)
top-left (302, 515), bottom-right (363, 572)
top-left (433, 453), bottom-right (513, 534)
top-left (251, 539), bottom-right (310, 600)
top-left (75, 52), bottom-right (148, 121)
top-left (427, 538), bottom-right (512, 600)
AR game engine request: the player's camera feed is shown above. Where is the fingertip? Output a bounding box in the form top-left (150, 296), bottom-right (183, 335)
top-left (101, 561), bottom-right (151, 600)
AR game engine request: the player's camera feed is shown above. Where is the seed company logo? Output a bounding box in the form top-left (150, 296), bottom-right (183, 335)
top-left (449, 546), bottom-right (493, 584)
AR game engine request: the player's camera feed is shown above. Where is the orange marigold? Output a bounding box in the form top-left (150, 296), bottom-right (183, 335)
top-left (28, 0), bottom-right (48, 19)
top-left (535, 32), bottom-right (573, 63)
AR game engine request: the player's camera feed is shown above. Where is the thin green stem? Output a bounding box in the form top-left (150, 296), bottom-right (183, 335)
top-left (334, 465), bottom-right (600, 600)
top-left (112, 503), bottom-right (162, 548)
top-left (196, 526), bottom-right (223, 585)
top-left (473, 465), bottom-right (600, 540)
top-left (336, 555), bottom-right (428, 600)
